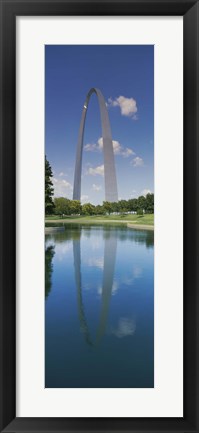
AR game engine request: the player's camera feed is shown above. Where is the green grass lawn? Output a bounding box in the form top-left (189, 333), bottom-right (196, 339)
top-left (45, 213), bottom-right (154, 226)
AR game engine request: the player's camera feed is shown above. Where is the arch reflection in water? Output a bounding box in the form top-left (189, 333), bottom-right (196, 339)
top-left (73, 231), bottom-right (117, 346)
top-left (45, 225), bottom-right (154, 388)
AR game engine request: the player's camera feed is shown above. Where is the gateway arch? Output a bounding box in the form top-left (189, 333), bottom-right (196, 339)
top-left (73, 88), bottom-right (118, 202)
top-left (73, 230), bottom-right (117, 346)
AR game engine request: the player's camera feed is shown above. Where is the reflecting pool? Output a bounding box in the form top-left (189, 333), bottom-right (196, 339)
top-left (45, 224), bottom-right (154, 388)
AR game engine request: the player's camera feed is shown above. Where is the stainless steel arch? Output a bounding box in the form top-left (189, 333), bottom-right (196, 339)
top-left (73, 88), bottom-right (118, 202)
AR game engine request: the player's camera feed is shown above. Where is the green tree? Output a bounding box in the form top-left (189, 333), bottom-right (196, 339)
top-left (54, 197), bottom-right (71, 216)
top-left (127, 198), bottom-right (138, 212)
top-left (94, 205), bottom-right (105, 215)
top-left (111, 201), bottom-right (120, 213)
top-left (103, 201), bottom-right (112, 215)
top-left (81, 203), bottom-right (96, 215)
top-left (69, 200), bottom-right (82, 215)
top-left (137, 195), bottom-right (146, 211)
top-left (45, 156), bottom-right (54, 215)
top-left (45, 245), bottom-right (55, 298)
top-left (118, 199), bottom-right (128, 214)
top-left (145, 193), bottom-right (154, 213)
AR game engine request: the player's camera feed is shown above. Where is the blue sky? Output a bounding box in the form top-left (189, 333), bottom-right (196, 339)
top-left (45, 45), bottom-right (154, 204)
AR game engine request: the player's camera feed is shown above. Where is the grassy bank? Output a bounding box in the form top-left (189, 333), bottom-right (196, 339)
top-left (45, 213), bottom-right (154, 226)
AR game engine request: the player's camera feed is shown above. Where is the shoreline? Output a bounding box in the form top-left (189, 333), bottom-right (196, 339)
top-left (45, 219), bottom-right (154, 230)
top-left (126, 223), bottom-right (154, 230)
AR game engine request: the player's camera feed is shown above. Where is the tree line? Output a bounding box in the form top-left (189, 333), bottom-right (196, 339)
top-left (45, 156), bottom-right (154, 216)
top-left (53, 195), bottom-right (154, 216)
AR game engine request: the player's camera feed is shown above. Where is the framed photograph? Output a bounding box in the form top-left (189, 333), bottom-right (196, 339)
top-left (0, 1), bottom-right (198, 432)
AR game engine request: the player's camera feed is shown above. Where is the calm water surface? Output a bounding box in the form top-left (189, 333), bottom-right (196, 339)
top-left (45, 224), bottom-right (154, 388)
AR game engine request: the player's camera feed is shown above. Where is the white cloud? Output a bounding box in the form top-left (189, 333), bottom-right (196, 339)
top-left (141, 188), bottom-right (152, 196)
top-left (55, 242), bottom-right (72, 262)
top-left (87, 257), bottom-right (104, 269)
top-left (81, 194), bottom-right (89, 203)
top-left (98, 137), bottom-right (134, 158)
top-left (90, 239), bottom-right (101, 251)
top-left (92, 183), bottom-right (102, 191)
top-left (130, 190), bottom-right (137, 198)
top-left (108, 95), bottom-right (137, 119)
top-left (87, 164), bottom-right (104, 176)
top-left (110, 317), bottom-right (136, 338)
top-left (112, 281), bottom-right (119, 295)
top-left (85, 137), bottom-right (134, 158)
top-left (132, 156), bottom-right (144, 167)
top-left (122, 147), bottom-right (135, 158)
top-left (53, 177), bottom-right (72, 197)
top-left (97, 137), bottom-right (103, 150)
top-left (98, 280), bottom-right (118, 296)
top-left (97, 285), bottom-right (103, 295)
top-left (59, 171), bottom-right (68, 177)
top-left (133, 266), bottom-right (143, 278)
top-left (84, 143), bottom-right (98, 152)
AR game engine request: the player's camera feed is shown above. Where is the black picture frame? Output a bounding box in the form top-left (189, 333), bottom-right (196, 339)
top-left (0, 0), bottom-right (198, 432)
